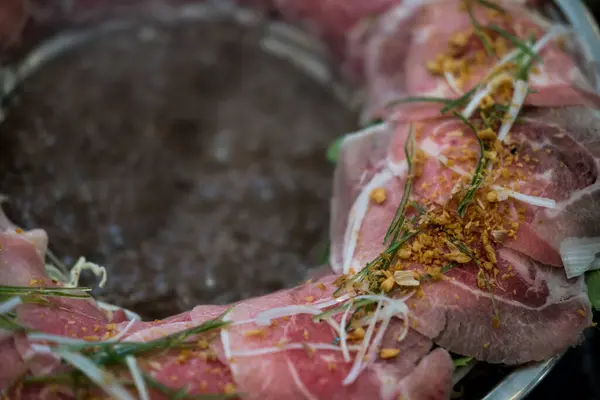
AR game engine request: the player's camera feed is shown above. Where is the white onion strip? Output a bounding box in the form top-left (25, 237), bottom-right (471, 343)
top-left (419, 139), bottom-right (556, 209)
top-left (339, 302), bottom-right (354, 363)
top-left (445, 71), bottom-right (462, 95)
top-left (343, 300), bottom-right (383, 385)
top-left (58, 350), bottom-right (136, 400)
top-left (560, 237), bottom-right (600, 278)
top-left (490, 185), bottom-right (556, 209)
top-left (230, 343), bottom-right (353, 357)
top-left (125, 355), bottom-right (150, 400)
top-left (497, 79), bottom-right (529, 142)
top-left (462, 73), bottom-right (512, 119)
top-left (0, 296), bottom-right (21, 314)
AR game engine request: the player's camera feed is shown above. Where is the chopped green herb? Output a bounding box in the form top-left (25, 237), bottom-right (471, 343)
top-left (586, 270), bottom-right (600, 310)
top-left (409, 200), bottom-right (427, 215)
top-left (440, 86), bottom-right (480, 114)
top-left (487, 25), bottom-right (541, 62)
top-left (327, 135), bottom-right (346, 163)
top-left (313, 298), bottom-right (375, 322)
top-left (384, 124), bottom-right (416, 245)
top-left (453, 356), bottom-right (474, 368)
top-left (476, 0), bottom-right (506, 13)
top-left (0, 285), bottom-right (91, 300)
top-left (466, 2), bottom-right (495, 56)
top-left (453, 113), bottom-right (488, 217)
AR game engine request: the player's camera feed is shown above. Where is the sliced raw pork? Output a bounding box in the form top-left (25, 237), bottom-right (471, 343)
top-left (360, 0), bottom-right (598, 122)
top-left (208, 275), bottom-right (452, 400)
top-left (330, 109), bottom-right (595, 364)
top-left (273, 0), bottom-right (400, 82)
top-left (0, 218), bottom-right (453, 399)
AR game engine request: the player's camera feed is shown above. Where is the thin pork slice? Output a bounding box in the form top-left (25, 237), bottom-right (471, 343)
top-left (1, 224), bottom-right (453, 399)
top-left (330, 113), bottom-right (594, 364)
top-left (272, 0), bottom-right (400, 83)
top-left (211, 275), bottom-right (453, 400)
top-left (361, 0), bottom-right (598, 123)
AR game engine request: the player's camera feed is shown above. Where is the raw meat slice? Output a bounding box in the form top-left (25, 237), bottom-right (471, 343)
top-left (209, 275), bottom-right (452, 400)
top-left (0, 223), bottom-right (453, 399)
top-left (330, 112), bottom-right (594, 364)
top-left (332, 109), bottom-right (598, 272)
top-left (273, 0), bottom-right (400, 83)
top-left (360, 0), bottom-right (598, 122)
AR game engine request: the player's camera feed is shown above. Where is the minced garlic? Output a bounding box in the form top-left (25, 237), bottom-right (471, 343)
top-left (379, 348), bottom-right (401, 359)
top-left (370, 187), bottom-right (387, 204)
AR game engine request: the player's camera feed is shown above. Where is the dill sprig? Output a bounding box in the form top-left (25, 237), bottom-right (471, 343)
top-left (453, 356), bottom-right (474, 367)
top-left (384, 124), bottom-right (416, 245)
top-left (466, 1), bottom-right (495, 56)
top-left (409, 200), bottom-right (427, 215)
top-left (19, 311), bottom-right (233, 400)
top-left (453, 113), bottom-right (488, 217)
top-left (389, 96), bottom-right (454, 106)
top-left (440, 86), bottom-right (480, 114)
top-left (64, 311), bottom-right (232, 365)
top-left (313, 298), bottom-right (375, 322)
top-left (334, 229), bottom-right (421, 297)
top-left (327, 136), bottom-right (346, 163)
top-left (487, 25), bottom-right (541, 62)
top-left (476, 0), bottom-right (506, 14)
top-left (0, 285), bottom-right (91, 300)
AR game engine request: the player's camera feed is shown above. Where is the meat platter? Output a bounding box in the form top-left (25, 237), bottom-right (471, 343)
top-left (0, 1), bottom-right (599, 399)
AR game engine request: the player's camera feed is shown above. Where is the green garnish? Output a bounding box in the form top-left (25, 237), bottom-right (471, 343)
top-left (0, 285), bottom-right (91, 300)
top-left (586, 270), bottom-right (600, 310)
top-left (409, 200), bottom-right (427, 215)
top-left (440, 86), bottom-right (480, 114)
top-left (453, 356), bottom-right (474, 367)
top-left (334, 229), bottom-right (421, 297)
top-left (466, 1), bottom-right (495, 56)
top-left (67, 310), bottom-right (232, 365)
top-left (384, 124), bottom-right (416, 245)
top-left (487, 25), bottom-right (541, 62)
top-left (389, 96), bottom-right (454, 106)
top-left (476, 0), bottom-right (506, 14)
top-left (327, 136), bottom-right (346, 163)
top-left (453, 112), bottom-right (488, 217)
top-left (313, 298), bottom-right (375, 322)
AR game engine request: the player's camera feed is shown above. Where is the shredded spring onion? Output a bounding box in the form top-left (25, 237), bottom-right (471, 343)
top-left (58, 350), bottom-right (136, 400)
top-left (66, 257), bottom-right (107, 289)
top-left (96, 301), bottom-right (142, 322)
top-left (497, 79), bottom-right (529, 142)
top-left (125, 355), bottom-right (150, 400)
top-left (254, 306), bottom-right (325, 326)
top-left (0, 297), bottom-right (21, 314)
top-left (444, 71), bottom-right (462, 95)
top-left (339, 302), bottom-right (354, 363)
top-left (462, 73), bottom-right (512, 118)
top-left (230, 342), bottom-right (355, 358)
top-left (560, 237), bottom-right (600, 278)
top-left (490, 185), bottom-right (556, 209)
top-left (343, 300), bottom-right (382, 385)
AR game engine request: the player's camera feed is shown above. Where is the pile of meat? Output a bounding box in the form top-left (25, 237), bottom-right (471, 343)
top-left (1, 0), bottom-right (599, 399)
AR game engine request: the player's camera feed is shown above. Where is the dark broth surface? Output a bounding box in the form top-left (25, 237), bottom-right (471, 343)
top-left (0, 15), bottom-right (356, 319)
